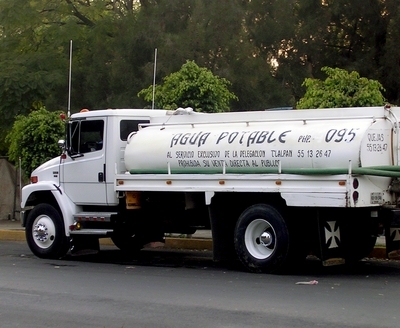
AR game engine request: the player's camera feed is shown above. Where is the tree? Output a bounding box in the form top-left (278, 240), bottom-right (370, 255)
top-left (244, 0), bottom-right (400, 104)
top-left (296, 67), bottom-right (386, 109)
top-left (138, 60), bottom-right (238, 112)
top-left (7, 108), bottom-right (64, 177)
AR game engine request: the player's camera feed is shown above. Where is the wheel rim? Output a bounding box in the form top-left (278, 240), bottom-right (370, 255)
top-left (244, 218), bottom-right (276, 260)
top-left (32, 215), bottom-right (56, 249)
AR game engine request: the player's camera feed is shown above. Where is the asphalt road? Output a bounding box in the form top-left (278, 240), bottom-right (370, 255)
top-left (1, 241), bottom-right (400, 328)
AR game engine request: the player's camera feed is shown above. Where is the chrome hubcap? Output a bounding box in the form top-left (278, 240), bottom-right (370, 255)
top-left (34, 223), bottom-right (49, 242)
top-left (260, 231), bottom-right (273, 247)
top-left (245, 219), bottom-right (276, 260)
top-left (32, 215), bottom-right (56, 249)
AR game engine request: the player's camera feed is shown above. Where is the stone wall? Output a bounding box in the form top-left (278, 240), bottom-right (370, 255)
top-left (0, 158), bottom-right (24, 220)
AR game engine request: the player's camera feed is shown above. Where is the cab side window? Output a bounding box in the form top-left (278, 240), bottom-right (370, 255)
top-left (120, 120), bottom-right (149, 141)
top-left (70, 120), bottom-right (104, 154)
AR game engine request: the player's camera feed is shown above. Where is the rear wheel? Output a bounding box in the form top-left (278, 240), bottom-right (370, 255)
top-left (234, 204), bottom-right (290, 273)
top-left (25, 204), bottom-right (69, 259)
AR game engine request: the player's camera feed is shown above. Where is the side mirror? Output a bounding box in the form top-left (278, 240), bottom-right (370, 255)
top-left (58, 139), bottom-right (65, 148)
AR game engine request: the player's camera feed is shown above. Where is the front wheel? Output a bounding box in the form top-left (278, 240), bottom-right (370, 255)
top-left (234, 204), bottom-right (289, 273)
top-left (25, 204), bottom-right (69, 259)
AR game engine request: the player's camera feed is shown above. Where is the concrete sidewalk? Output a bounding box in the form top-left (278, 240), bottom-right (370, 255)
top-left (0, 219), bottom-right (387, 258)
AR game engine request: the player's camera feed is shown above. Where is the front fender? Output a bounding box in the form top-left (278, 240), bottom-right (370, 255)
top-left (21, 182), bottom-right (79, 236)
top-left (21, 182), bottom-right (57, 208)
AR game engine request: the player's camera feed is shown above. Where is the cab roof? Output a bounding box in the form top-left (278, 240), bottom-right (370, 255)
top-left (70, 108), bottom-right (169, 120)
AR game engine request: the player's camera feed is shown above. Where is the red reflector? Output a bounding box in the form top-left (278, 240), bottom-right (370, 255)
top-left (353, 178), bottom-right (359, 189)
top-left (31, 176), bottom-right (38, 183)
top-left (352, 191), bottom-right (359, 202)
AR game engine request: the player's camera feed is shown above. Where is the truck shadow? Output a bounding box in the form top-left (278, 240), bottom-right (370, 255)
top-left (64, 246), bottom-right (400, 277)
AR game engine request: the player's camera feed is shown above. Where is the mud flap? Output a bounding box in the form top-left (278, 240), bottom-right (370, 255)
top-left (317, 217), bottom-right (345, 266)
top-left (208, 197), bottom-right (238, 263)
top-left (385, 209), bottom-right (400, 260)
top-left (209, 206), bottom-right (235, 262)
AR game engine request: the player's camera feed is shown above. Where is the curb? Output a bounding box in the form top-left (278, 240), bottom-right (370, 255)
top-left (369, 247), bottom-right (386, 259)
top-left (0, 230), bottom-right (25, 242)
top-left (0, 229), bottom-right (386, 258)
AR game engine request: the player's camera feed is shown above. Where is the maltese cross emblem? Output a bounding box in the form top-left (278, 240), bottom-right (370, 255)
top-left (325, 221), bottom-right (341, 249)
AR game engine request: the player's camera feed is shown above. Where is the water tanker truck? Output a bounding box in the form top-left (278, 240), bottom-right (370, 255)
top-left (21, 105), bottom-right (400, 272)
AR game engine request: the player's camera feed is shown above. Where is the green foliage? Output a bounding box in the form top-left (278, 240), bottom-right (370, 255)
top-left (6, 108), bottom-right (64, 177)
top-left (296, 67), bottom-right (386, 109)
top-left (138, 60), bottom-right (238, 112)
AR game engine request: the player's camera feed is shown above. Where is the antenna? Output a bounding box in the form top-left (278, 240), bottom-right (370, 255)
top-left (67, 40), bottom-right (73, 117)
top-left (151, 48), bottom-right (157, 110)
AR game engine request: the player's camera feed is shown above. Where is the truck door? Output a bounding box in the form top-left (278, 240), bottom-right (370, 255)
top-left (61, 118), bottom-right (107, 205)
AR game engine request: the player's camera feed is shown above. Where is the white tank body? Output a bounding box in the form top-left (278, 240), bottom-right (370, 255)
top-left (124, 113), bottom-right (393, 174)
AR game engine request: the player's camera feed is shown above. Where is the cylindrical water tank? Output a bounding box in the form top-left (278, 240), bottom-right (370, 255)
top-left (124, 116), bottom-right (392, 174)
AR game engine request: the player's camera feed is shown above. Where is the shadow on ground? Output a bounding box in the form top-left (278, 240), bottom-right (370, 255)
top-left (60, 246), bottom-right (400, 277)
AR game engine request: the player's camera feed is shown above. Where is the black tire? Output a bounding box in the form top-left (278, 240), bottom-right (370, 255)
top-left (111, 230), bottom-right (142, 252)
top-left (234, 204), bottom-right (290, 273)
top-left (346, 236), bottom-right (377, 262)
top-left (25, 204), bottom-right (69, 259)
top-left (112, 209), bottom-right (165, 253)
top-left (341, 218), bottom-right (377, 262)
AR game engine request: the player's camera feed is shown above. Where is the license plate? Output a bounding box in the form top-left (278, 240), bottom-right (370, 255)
top-left (370, 192), bottom-right (383, 204)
